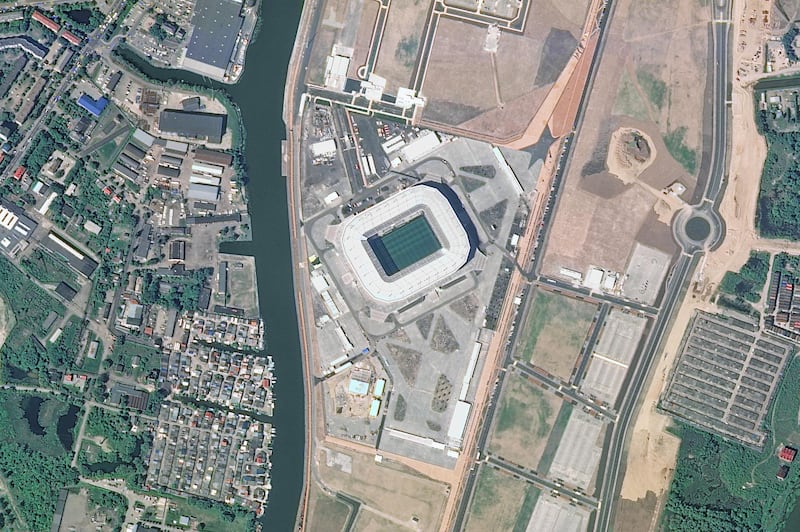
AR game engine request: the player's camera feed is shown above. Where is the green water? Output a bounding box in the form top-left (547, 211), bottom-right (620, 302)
top-left (114, 3), bottom-right (305, 529)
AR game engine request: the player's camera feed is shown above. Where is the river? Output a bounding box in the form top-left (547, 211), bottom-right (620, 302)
top-left (113, 2), bottom-right (305, 530)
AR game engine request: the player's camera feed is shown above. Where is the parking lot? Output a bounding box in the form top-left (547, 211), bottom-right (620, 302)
top-left (661, 311), bottom-right (793, 449)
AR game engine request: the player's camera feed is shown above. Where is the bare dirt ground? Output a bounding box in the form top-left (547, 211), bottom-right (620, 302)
top-left (541, 0), bottom-right (708, 278)
top-left (421, 0), bottom-right (591, 141)
top-left (373, 0), bottom-right (433, 91)
top-left (487, 374), bottom-right (563, 470)
top-left (0, 296), bottom-right (15, 351)
top-left (315, 441), bottom-right (449, 532)
top-left (617, 4), bottom-right (777, 528)
top-left (348, 1), bottom-right (380, 79)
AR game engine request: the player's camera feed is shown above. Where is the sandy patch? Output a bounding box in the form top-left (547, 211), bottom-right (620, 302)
top-left (606, 127), bottom-right (657, 184)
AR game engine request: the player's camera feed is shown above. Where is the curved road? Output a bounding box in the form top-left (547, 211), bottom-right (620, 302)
top-left (592, 1), bottom-right (731, 530)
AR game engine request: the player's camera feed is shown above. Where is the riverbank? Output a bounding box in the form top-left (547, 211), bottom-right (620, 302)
top-left (104, 2), bottom-right (306, 529)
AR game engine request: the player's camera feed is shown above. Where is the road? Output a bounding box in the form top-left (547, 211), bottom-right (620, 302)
top-left (4, 0), bottom-right (128, 179)
top-left (486, 454), bottom-right (598, 508)
top-left (592, 1), bottom-right (731, 530)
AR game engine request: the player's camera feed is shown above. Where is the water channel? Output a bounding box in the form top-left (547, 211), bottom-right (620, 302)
top-left (114, 2), bottom-right (305, 529)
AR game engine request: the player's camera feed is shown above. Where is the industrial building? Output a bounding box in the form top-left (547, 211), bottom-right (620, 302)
top-left (187, 183), bottom-right (220, 202)
top-left (158, 110), bottom-right (227, 144)
top-left (336, 181), bottom-right (478, 304)
top-left (77, 95), bottom-right (109, 117)
top-left (0, 198), bottom-right (37, 256)
top-left (157, 165), bottom-right (180, 178)
top-left (182, 0), bottom-right (243, 79)
top-left (194, 148), bottom-right (233, 166)
top-left (41, 231), bottom-right (98, 277)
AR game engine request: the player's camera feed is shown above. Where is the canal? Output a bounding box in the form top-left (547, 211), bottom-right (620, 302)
top-left (113, 2), bottom-right (305, 530)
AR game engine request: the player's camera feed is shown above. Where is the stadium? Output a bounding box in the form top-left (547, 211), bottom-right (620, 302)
top-left (338, 181), bottom-right (479, 304)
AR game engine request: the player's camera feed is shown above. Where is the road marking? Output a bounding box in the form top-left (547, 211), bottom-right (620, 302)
top-left (590, 352), bottom-right (630, 368)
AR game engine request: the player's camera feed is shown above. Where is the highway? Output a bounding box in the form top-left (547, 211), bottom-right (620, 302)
top-left (592, 1), bottom-right (731, 530)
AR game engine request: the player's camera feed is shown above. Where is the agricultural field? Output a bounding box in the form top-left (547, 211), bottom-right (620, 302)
top-left (514, 289), bottom-right (597, 381)
top-left (487, 373), bottom-right (563, 470)
top-left (464, 465), bottom-right (539, 532)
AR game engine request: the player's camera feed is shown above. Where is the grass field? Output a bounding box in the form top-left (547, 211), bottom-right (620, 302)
top-left (488, 374), bottom-right (563, 470)
top-left (317, 444), bottom-right (447, 531)
top-left (465, 466), bottom-right (538, 532)
top-left (663, 126), bottom-right (697, 175)
top-left (353, 510), bottom-right (406, 532)
top-left (21, 248), bottom-right (79, 286)
top-left (516, 290), bottom-right (597, 381)
top-left (109, 340), bottom-right (160, 379)
top-left (612, 71), bottom-right (650, 121)
top-left (305, 484), bottom-right (351, 532)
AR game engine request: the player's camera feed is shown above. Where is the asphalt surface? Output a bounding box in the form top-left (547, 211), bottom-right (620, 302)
top-left (592, 1), bottom-right (731, 530)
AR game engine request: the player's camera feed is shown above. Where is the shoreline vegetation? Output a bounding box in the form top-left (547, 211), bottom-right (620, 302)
top-left (109, 45), bottom-right (250, 189)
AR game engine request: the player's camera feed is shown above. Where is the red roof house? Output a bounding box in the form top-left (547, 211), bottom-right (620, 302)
top-left (12, 166), bottom-right (25, 180)
top-left (61, 30), bottom-right (81, 46)
top-left (32, 10), bottom-right (60, 33)
top-left (780, 446), bottom-right (797, 462)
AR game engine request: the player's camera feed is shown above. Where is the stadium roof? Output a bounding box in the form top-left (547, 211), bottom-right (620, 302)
top-left (338, 182), bottom-right (477, 304)
top-left (159, 110), bottom-right (226, 144)
top-left (184, 0), bottom-right (243, 74)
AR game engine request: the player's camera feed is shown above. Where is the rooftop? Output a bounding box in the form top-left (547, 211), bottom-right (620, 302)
top-left (159, 110), bottom-right (227, 144)
top-left (184, 0), bottom-right (243, 77)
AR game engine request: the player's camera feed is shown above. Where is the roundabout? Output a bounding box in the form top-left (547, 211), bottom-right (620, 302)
top-left (672, 202), bottom-right (724, 254)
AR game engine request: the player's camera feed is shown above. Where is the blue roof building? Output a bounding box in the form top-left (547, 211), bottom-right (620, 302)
top-left (77, 95), bottom-right (108, 117)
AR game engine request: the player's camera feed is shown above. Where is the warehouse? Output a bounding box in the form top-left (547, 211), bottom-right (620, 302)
top-left (191, 162), bottom-right (224, 176)
top-left (159, 110), bottom-right (227, 144)
top-left (190, 175), bottom-right (221, 186)
top-left (182, 0), bottom-right (243, 79)
top-left (113, 162), bottom-right (139, 182)
top-left (194, 148), bottom-right (233, 166)
top-left (161, 154), bottom-right (183, 167)
top-left (157, 165), bottom-right (180, 178)
top-left (187, 183), bottom-right (220, 202)
top-left (42, 232), bottom-right (98, 277)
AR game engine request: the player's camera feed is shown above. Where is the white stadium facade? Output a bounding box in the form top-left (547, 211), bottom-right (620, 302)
top-left (337, 182), bottom-right (479, 304)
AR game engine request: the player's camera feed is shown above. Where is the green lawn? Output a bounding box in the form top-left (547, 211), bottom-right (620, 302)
top-left (466, 466), bottom-right (531, 532)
